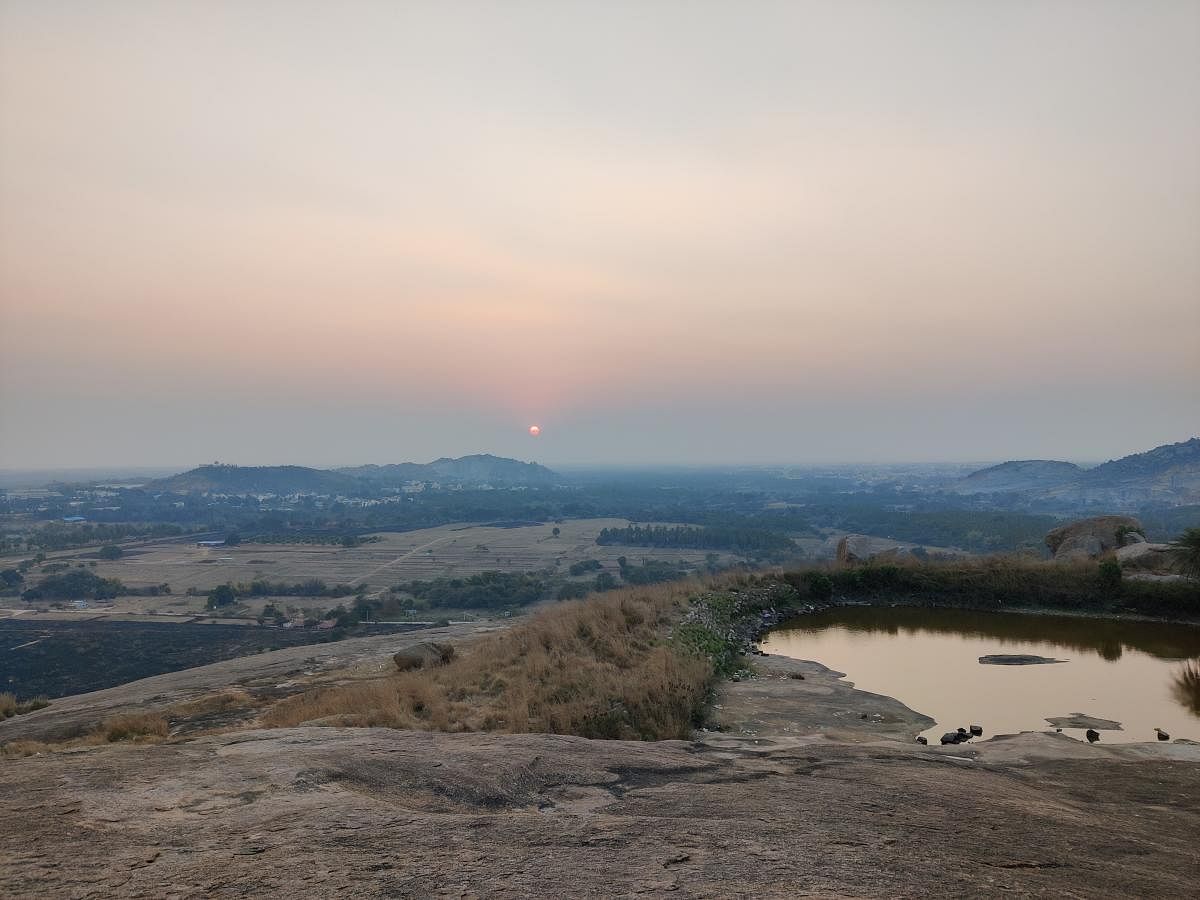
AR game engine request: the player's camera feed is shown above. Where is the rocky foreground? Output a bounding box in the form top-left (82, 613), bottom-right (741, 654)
top-left (2, 632), bottom-right (1199, 897)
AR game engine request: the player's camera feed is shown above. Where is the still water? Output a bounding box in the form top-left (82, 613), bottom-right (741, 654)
top-left (760, 607), bottom-right (1200, 744)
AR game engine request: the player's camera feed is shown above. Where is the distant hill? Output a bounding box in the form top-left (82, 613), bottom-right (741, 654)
top-left (147, 465), bottom-right (362, 495)
top-left (950, 460), bottom-right (1082, 495)
top-left (340, 454), bottom-right (557, 487)
top-left (1059, 437), bottom-right (1200, 507)
top-left (954, 438), bottom-right (1200, 509)
top-left (149, 455), bottom-right (559, 495)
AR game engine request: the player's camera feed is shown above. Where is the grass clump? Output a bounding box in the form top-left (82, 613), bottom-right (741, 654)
top-left (263, 579), bottom-right (716, 740)
top-left (0, 693), bottom-right (50, 718)
top-left (100, 713), bottom-right (169, 742)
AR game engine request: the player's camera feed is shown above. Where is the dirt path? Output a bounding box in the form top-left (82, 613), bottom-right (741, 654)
top-left (348, 536), bottom-right (453, 587)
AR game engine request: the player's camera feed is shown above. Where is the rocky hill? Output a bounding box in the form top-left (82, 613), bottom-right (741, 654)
top-left (149, 455), bottom-right (559, 495)
top-left (341, 454), bottom-right (558, 487)
top-left (951, 460), bottom-right (1082, 495)
top-left (954, 438), bottom-right (1200, 509)
top-left (148, 464), bottom-right (362, 495)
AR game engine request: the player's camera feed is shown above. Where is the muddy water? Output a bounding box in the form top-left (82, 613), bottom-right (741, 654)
top-left (761, 607), bottom-right (1200, 744)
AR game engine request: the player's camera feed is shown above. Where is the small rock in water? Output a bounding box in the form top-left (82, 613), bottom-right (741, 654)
top-left (969, 725), bottom-right (983, 736)
top-left (1155, 728), bottom-right (1170, 741)
top-left (1086, 729), bottom-right (1101, 743)
top-left (940, 732), bottom-right (960, 745)
top-left (916, 736), bottom-right (928, 745)
top-left (979, 654), bottom-right (1067, 666)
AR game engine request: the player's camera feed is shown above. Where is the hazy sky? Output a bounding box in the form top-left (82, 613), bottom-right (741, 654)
top-left (1, 1), bottom-right (1197, 469)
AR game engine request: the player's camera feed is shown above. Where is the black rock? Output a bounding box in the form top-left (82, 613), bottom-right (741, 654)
top-left (969, 725), bottom-right (983, 736)
top-left (1156, 728), bottom-right (1170, 741)
top-left (916, 736), bottom-right (928, 745)
top-left (1086, 729), bottom-right (1101, 743)
top-left (940, 732), bottom-right (959, 745)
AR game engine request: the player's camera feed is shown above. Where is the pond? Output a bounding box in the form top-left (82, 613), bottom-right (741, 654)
top-left (760, 607), bottom-right (1200, 744)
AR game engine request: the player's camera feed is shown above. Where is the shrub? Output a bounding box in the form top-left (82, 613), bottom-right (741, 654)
top-left (101, 713), bottom-right (169, 742)
top-left (1098, 558), bottom-right (1123, 594)
top-left (263, 580), bottom-right (712, 741)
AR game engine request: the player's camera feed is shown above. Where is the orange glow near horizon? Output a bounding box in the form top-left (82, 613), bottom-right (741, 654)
top-left (0, 3), bottom-right (1197, 467)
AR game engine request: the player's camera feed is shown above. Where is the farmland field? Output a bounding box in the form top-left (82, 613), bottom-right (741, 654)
top-left (0, 518), bottom-right (749, 620)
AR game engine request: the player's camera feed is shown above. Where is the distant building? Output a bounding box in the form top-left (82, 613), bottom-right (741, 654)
top-left (196, 539), bottom-right (225, 547)
top-left (62, 516), bottom-right (86, 523)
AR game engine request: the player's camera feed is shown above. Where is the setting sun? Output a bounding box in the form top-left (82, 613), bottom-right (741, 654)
top-left (528, 425), bottom-right (541, 437)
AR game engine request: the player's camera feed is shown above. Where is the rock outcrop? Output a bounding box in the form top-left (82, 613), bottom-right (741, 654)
top-left (836, 535), bottom-right (918, 565)
top-left (393, 641), bottom-right (455, 672)
top-left (1114, 541), bottom-right (1175, 572)
top-left (1045, 516), bottom-right (1144, 561)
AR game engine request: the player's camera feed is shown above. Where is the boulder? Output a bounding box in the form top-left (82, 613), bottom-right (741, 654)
top-left (1114, 541), bottom-right (1174, 572)
top-left (836, 535), bottom-right (875, 565)
top-left (836, 535), bottom-right (913, 565)
top-left (393, 641), bottom-right (456, 672)
top-left (1045, 516), bottom-right (1143, 561)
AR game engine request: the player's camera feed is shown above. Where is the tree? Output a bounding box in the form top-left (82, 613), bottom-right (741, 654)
top-left (98, 545), bottom-right (123, 560)
top-left (1170, 528), bottom-right (1200, 578)
top-left (0, 569), bottom-right (22, 590)
top-left (594, 572), bottom-right (618, 592)
top-left (1098, 558), bottom-right (1122, 594)
top-left (224, 531), bottom-right (242, 547)
top-left (207, 584), bottom-right (237, 608)
top-left (552, 527), bottom-right (560, 538)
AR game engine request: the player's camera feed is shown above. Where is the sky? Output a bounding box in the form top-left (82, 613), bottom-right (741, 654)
top-left (1, 1), bottom-right (1197, 469)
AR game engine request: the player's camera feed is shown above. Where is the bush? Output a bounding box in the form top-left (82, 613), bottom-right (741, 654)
top-left (1098, 559), bottom-right (1123, 594)
top-left (557, 582), bottom-right (589, 600)
top-left (101, 713), bottom-right (169, 742)
top-left (207, 584), bottom-right (238, 608)
top-left (594, 572), bottom-right (619, 591)
top-left (97, 545), bottom-right (123, 560)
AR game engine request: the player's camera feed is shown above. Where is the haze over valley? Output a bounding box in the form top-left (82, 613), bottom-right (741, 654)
top-left (1, 2), bottom-right (1198, 897)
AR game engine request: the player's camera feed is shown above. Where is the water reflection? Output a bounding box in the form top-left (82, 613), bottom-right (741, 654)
top-left (778, 606), bottom-right (1200, 663)
top-left (1172, 661), bottom-right (1200, 716)
top-left (763, 606), bottom-right (1200, 743)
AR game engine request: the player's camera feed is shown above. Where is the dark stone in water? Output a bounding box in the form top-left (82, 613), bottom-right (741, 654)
top-left (940, 732), bottom-right (960, 745)
top-left (1086, 729), bottom-right (1101, 743)
top-left (970, 725), bottom-right (983, 736)
top-left (916, 736), bottom-right (928, 745)
top-left (978, 654), bottom-right (1067, 666)
top-left (1156, 728), bottom-right (1170, 741)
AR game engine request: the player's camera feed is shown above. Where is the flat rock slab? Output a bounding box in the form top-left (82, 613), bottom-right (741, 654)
top-left (2, 728), bottom-right (1199, 898)
top-left (979, 654), bottom-right (1067, 665)
top-left (1046, 713), bottom-right (1124, 731)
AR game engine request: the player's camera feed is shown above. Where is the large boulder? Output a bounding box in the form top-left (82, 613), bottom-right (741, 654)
top-left (836, 535), bottom-right (874, 565)
top-left (1114, 541), bottom-right (1174, 572)
top-left (393, 641), bottom-right (455, 672)
top-left (1045, 516), bottom-right (1143, 561)
top-left (836, 535), bottom-right (914, 565)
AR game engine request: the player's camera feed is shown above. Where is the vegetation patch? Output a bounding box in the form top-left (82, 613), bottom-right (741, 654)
top-left (264, 580), bottom-right (716, 740)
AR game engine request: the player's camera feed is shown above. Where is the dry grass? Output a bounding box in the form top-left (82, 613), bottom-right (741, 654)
top-left (0, 692), bottom-right (50, 718)
top-left (100, 712), bottom-right (169, 742)
top-left (2, 711), bottom-right (170, 757)
top-left (263, 579), bottom-right (718, 740)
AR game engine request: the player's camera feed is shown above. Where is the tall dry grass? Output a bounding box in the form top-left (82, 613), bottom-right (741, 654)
top-left (263, 579), bottom-right (717, 740)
